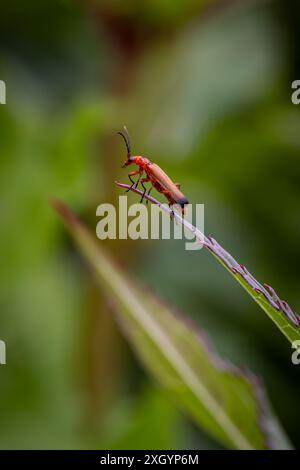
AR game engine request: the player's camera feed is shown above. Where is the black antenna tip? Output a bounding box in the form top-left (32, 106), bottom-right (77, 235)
top-left (117, 126), bottom-right (132, 157)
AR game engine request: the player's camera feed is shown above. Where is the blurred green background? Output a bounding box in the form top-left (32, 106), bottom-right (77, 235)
top-left (0, 0), bottom-right (300, 449)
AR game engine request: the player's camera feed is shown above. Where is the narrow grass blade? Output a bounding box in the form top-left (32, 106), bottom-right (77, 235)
top-left (115, 182), bottom-right (300, 345)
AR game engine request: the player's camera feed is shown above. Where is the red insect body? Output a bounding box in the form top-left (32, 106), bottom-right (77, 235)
top-left (118, 128), bottom-right (188, 214)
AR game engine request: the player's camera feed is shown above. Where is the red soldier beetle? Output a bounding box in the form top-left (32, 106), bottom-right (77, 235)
top-left (117, 127), bottom-right (189, 216)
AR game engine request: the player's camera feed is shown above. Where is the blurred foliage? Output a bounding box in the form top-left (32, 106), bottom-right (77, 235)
top-left (56, 200), bottom-right (291, 449)
top-left (0, 0), bottom-right (300, 449)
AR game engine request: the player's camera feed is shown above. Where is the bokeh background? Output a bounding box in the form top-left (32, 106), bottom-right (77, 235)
top-left (0, 0), bottom-right (300, 449)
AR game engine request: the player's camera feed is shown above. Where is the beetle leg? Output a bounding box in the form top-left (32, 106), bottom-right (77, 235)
top-left (145, 186), bottom-right (153, 204)
top-left (134, 170), bottom-right (144, 189)
top-left (168, 203), bottom-right (179, 225)
top-left (140, 177), bottom-right (150, 203)
top-left (168, 203), bottom-right (175, 221)
top-left (126, 170), bottom-right (140, 192)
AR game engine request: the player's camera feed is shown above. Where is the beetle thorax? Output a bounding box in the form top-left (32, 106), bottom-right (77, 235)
top-left (132, 155), bottom-right (150, 167)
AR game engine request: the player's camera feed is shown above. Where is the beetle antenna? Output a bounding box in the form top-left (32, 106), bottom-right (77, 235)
top-left (117, 126), bottom-right (132, 159)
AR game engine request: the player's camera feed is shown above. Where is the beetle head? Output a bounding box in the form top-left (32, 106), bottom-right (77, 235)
top-left (121, 157), bottom-right (134, 168)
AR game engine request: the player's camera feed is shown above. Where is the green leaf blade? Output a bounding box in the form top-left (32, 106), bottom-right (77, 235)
top-left (210, 250), bottom-right (300, 345)
top-left (115, 182), bottom-right (300, 346)
top-left (54, 200), bottom-right (291, 450)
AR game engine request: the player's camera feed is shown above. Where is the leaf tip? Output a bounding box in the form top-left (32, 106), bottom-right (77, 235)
top-left (50, 198), bottom-right (79, 229)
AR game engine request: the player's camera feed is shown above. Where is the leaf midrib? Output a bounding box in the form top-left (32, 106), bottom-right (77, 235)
top-left (78, 228), bottom-right (256, 450)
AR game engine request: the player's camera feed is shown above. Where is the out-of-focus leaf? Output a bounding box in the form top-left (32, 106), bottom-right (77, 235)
top-left (95, 0), bottom-right (210, 28)
top-left (54, 200), bottom-right (291, 450)
top-left (99, 386), bottom-right (182, 450)
top-left (128, 2), bottom-right (283, 157)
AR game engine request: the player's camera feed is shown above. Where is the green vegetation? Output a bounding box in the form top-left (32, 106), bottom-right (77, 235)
top-left (1, 0), bottom-right (300, 449)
